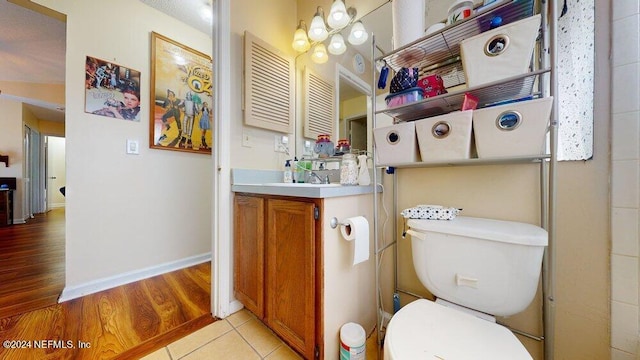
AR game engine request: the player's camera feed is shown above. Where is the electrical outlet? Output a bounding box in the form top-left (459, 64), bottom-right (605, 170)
top-left (304, 140), bottom-right (312, 155)
top-left (274, 135), bottom-right (289, 153)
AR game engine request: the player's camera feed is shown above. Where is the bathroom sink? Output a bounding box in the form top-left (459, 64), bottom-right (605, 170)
top-left (260, 183), bottom-right (342, 188)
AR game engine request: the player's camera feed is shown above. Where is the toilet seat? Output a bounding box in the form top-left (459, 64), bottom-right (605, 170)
top-left (384, 299), bottom-right (532, 360)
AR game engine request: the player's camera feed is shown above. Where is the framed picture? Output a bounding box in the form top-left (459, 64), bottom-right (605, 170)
top-left (85, 56), bottom-right (141, 121)
top-left (150, 32), bottom-right (213, 154)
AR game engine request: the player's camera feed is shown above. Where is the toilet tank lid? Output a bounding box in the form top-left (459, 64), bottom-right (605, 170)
top-left (407, 216), bottom-right (548, 246)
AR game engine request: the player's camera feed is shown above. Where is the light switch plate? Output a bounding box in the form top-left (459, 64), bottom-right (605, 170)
top-left (126, 139), bottom-right (139, 155)
top-left (242, 131), bottom-right (252, 147)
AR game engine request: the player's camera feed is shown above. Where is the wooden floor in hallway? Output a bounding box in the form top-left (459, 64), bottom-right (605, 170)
top-left (0, 207), bottom-right (214, 358)
top-left (0, 262), bottom-right (214, 360)
top-left (0, 208), bottom-right (65, 319)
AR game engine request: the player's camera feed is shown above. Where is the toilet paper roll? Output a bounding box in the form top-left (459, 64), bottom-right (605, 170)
top-left (392, 0), bottom-right (426, 49)
top-left (340, 216), bottom-right (370, 265)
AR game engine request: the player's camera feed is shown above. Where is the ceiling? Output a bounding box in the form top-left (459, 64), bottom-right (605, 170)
top-left (0, 0), bottom-right (212, 124)
top-left (138, 0), bottom-right (213, 36)
top-left (0, 0), bottom-right (66, 122)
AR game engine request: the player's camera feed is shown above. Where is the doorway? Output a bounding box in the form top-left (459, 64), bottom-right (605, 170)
top-left (46, 136), bottom-right (66, 211)
top-left (346, 115), bottom-right (367, 152)
top-left (0, 1), bottom-right (67, 318)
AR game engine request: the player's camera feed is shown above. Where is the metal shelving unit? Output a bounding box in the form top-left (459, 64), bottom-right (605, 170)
top-left (378, 69), bottom-right (549, 121)
top-left (381, 0), bottom-right (536, 88)
top-left (371, 0), bottom-right (557, 359)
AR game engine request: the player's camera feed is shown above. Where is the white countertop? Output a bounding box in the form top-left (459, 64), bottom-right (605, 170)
top-left (231, 169), bottom-right (381, 199)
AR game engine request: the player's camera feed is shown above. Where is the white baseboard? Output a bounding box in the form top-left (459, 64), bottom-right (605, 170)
top-left (225, 300), bottom-right (244, 318)
top-left (58, 252), bottom-right (212, 303)
top-left (50, 203), bottom-right (65, 209)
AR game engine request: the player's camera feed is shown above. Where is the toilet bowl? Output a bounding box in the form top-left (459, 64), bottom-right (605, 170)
top-left (384, 299), bottom-right (532, 359)
top-left (384, 216), bottom-right (547, 359)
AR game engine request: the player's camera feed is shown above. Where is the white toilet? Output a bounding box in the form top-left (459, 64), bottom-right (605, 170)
top-left (384, 216), bottom-right (548, 359)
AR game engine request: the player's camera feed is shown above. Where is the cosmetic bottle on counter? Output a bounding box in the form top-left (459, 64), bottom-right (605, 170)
top-left (283, 160), bottom-right (293, 183)
top-left (292, 157), bottom-right (299, 182)
top-left (357, 154), bottom-right (371, 186)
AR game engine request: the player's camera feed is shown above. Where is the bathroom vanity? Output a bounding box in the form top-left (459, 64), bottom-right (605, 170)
top-left (232, 170), bottom-right (379, 359)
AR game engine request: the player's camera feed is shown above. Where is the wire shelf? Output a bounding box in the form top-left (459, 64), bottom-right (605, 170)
top-left (377, 0), bottom-right (535, 72)
top-left (376, 68), bottom-right (549, 122)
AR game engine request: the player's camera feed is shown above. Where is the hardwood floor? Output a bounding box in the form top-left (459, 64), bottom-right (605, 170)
top-left (0, 209), bottom-right (214, 359)
top-left (0, 208), bottom-right (65, 319)
top-left (0, 262), bottom-right (214, 360)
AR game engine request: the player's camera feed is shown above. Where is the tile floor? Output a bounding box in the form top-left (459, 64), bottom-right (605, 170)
top-left (142, 309), bottom-right (380, 360)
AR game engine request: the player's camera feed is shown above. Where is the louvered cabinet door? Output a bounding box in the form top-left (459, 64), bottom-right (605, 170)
top-left (233, 195), bottom-right (265, 319)
top-left (244, 31), bottom-right (294, 134)
top-left (265, 199), bottom-right (317, 359)
top-left (304, 67), bottom-right (335, 140)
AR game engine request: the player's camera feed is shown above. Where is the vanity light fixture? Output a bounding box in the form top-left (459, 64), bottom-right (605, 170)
top-left (348, 21), bottom-right (368, 45)
top-left (311, 43), bottom-right (329, 64)
top-left (293, 1), bottom-right (367, 64)
top-left (308, 7), bottom-right (329, 42)
top-left (292, 20), bottom-right (311, 52)
top-left (327, 0), bottom-right (349, 29)
top-left (328, 33), bottom-right (347, 55)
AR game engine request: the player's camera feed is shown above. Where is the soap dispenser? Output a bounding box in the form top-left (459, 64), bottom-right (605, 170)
top-left (283, 160), bottom-right (293, 183)
top-left (292, 157), bottom-right (299, 183)
top-left (357, 154), bottom-right (371, 186)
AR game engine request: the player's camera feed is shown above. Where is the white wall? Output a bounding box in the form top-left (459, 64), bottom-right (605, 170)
top-left (32, 0), bottom-right (213, 297)
top-left (230, 0), bottom-right (298, 171)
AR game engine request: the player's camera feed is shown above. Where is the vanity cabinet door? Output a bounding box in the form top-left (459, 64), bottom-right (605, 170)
top-left (234, 195), bottom-right (265, 319)
top-left (266, 198), bottom-right (317, 359)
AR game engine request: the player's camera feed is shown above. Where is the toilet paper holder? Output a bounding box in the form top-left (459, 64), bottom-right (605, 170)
top-left (330, 216), bottom-right (367, 229)
top-left (330, 217), bottom-right (346, 229)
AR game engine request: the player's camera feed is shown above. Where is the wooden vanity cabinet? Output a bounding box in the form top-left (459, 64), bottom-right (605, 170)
top-left (234, 194), bottom-right (323, 360)
top-left (234, 195), bottom-right (265, 318)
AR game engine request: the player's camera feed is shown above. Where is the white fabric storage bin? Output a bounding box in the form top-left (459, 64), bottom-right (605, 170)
top-left (472, 97), bottom-right (553, 158)
top-left (415, 110), bottom-right (473, 161)
top-left (373, 122), bottom-right (419, 165)
top-left (460, 14), bottom-right (541, 87)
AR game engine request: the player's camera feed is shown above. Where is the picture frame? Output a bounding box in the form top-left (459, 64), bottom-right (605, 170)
top-left (150, 32), bottom-right (213, 154)
top-left (85, 56), bottom-right (141, 122)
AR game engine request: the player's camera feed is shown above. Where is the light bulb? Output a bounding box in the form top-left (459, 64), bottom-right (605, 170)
top-left (292, 21), bottom-right (310, 52)
top-left (348, 21), bottom-right (368, 45)
top-left (328, 34), bottom-right (347, 55)
top-left (311, 43), bottom-right (329, 64)
top-left (308, 7), bottom-right (328, 42)
top-left (327, 0), bottom-right (349, 29)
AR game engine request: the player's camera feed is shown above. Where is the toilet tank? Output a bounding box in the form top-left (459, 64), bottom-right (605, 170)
top-left (406, 216), bottom-right (547, 317)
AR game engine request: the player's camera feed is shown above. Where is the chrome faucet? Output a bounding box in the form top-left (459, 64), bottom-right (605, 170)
top-left (308, 172), bottom-right (330, 184)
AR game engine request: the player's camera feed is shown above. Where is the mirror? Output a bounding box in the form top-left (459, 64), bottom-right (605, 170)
top-left (294, 1), bottom-right (392, 159)
top-left (337, 64), bottom-right (371, 154)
